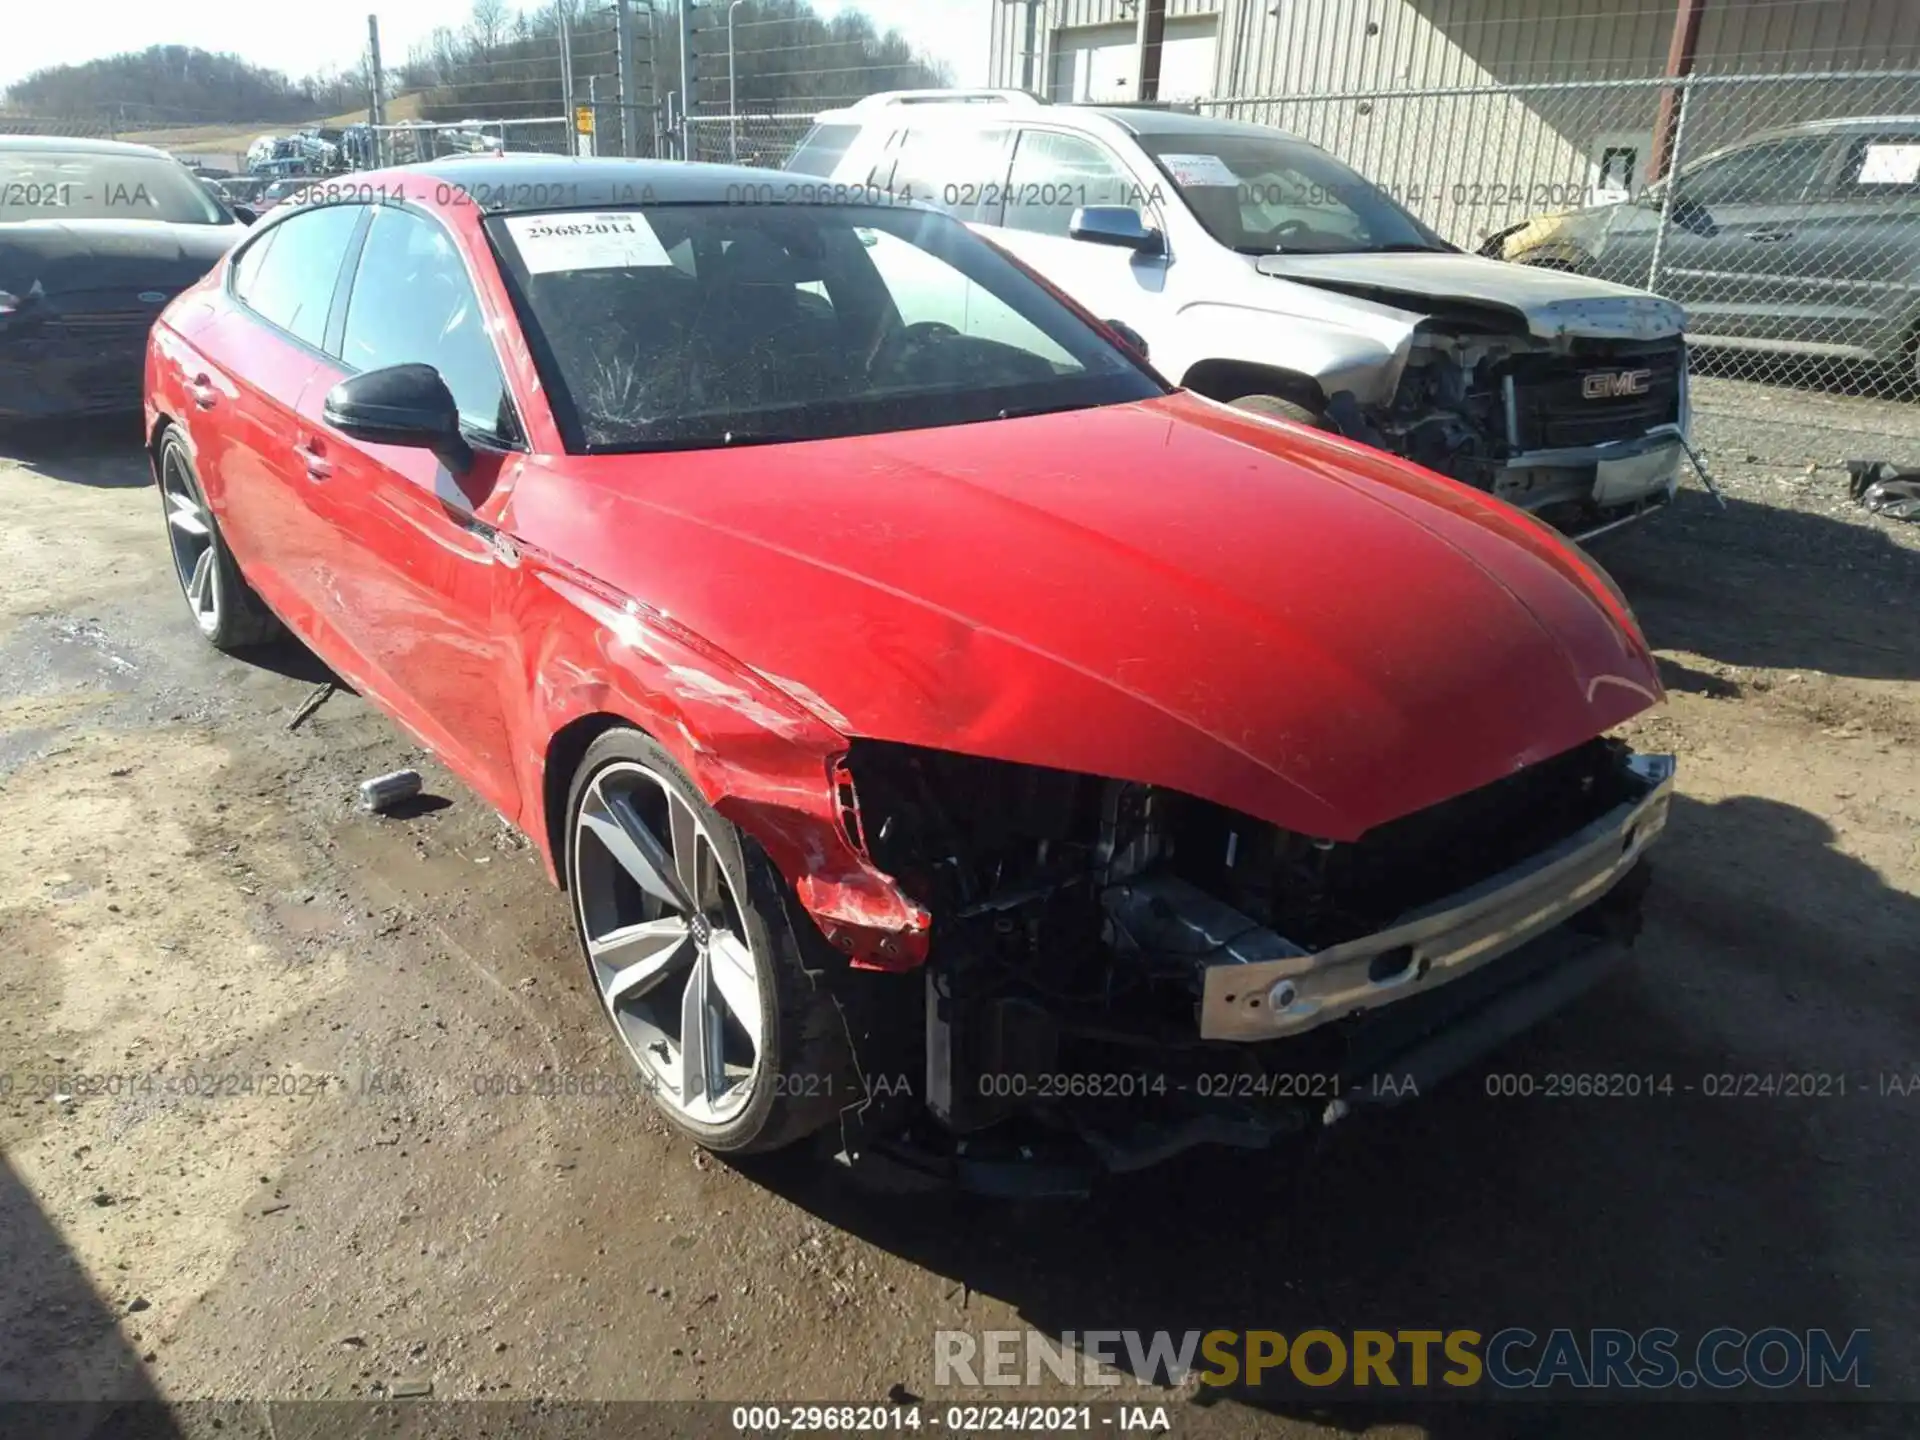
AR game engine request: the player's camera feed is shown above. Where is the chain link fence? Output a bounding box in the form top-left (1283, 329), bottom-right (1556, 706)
top-left (1200, 68), bottom-right (1920, 401)
top-left (366, 117), bottom-right (572, 166)
top-left (682, 113), bottom-right (816, 167)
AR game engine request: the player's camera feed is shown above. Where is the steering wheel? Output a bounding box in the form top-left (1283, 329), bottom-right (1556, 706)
top-left (866, 319), bottom-right (961, 378)
top-left (1266, 217), bottom-right (1313, 243)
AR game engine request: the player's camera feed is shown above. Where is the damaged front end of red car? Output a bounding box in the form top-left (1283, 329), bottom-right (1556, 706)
top-left (803, 734), bottom-right (1673, 1197)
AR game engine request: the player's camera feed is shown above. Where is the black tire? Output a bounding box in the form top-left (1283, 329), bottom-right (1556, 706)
top-left (156, 427), bottom-right (283, 651)
top-left (565, 727), bottom-right (855, 1154)
top-left (1229, 393), bottom-right (1333, 430)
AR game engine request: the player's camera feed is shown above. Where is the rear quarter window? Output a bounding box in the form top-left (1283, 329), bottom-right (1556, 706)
top-left (787, 124), bottom-right (859, 177)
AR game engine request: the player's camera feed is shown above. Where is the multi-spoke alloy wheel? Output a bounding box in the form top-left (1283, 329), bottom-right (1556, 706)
top-left (574, 759), bottom-right (765, 1125)
top-left (162, 443), bottom-right (222, 636)
top-left (154, 429), bottom-right (281, 652)
top-left (565, 730), bottom-right (852, 1154)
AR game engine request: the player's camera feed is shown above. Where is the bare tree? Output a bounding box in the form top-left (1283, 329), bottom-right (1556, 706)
top-left (471, 0), bottom-right (510, 54)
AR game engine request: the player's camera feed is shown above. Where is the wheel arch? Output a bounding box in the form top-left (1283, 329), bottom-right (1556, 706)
top-left (542, 710), bottom-right (649, 892)
top-left (512, 573), bottom-right (930, 967)
top-left (1180, 358), bottom-right (1329, 412)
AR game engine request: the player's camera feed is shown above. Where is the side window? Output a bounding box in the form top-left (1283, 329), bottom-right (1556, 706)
top-left (229, 227), bottom-right (278, 300)
top-left (1004, 130), bottom-right (1139, 237)
top-left (860, 228), bottom-right (1075, 369)
top-left (341, 205), bottom-right (515, 441)
top-left (787, 123), bottom-right (859, 178)
top-left (886, 125), bottom-right (1013, 224)
top-left (1681, 137), bottom-right (1831, 207)
top-left (233, 203), bottom-right (363, 348)
top-left (1837, 133), bottom-right (1920, 197)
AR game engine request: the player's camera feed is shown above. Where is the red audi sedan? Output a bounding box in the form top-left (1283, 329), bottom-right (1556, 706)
top-left (145, 158), bottom-right (1674, 1192)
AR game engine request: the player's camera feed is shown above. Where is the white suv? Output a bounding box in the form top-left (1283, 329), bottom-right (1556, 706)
top-left (792, 91), bottom-right (1694, 540)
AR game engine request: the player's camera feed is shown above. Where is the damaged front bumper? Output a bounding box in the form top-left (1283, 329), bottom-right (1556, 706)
top-left (1199, 752), bottom-right (1674, 1041)
top-left (847, 751), bottom-right (1677, 1195)
top-left (1493, 359), bottom-right (1695, 541)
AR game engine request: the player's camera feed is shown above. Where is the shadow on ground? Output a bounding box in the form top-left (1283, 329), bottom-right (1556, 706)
top-left (0, 1158), bottom-right (179, 1438)
top-left (753, 786), bottom-right (1917, 1436)
top-left (1600, 491), bottom-right (1919, 682)
top-left (0, 418), bottom-right (150, 488)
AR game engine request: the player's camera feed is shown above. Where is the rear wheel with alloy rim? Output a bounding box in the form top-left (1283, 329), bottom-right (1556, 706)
top-left (565, 729), bottom-right (852, 1153)
top-left (157, 428), bottom-right (282, 651)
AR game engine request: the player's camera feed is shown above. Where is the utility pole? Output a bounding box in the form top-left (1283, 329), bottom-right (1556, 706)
top-left (367, 15), bottom-right (385, 128)
top-left (1021, 0), bottom-right (1039, 94)
top-left (1133, 0), bottom-right (1166, 103)
top-left (558, 0), bottom-right (577, 142)
top-left (728, 0), bottom-right (744, 161)
top-left (615, 0), bottom-right (639, 157)
top-left (680, 0), bottom-right (700, 126)
top-left (1649, 0), bottom-right (1705, 182)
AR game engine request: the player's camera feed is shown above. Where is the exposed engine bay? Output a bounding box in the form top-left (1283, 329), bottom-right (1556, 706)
top-left (826, 736), bottom-right (1674, 1190)
top-left (1338, 321), bottom-right (1688, 526)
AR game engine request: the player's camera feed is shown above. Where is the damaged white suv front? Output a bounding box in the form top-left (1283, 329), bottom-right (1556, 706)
top-left (797, 95), bottom-right (1701, 541)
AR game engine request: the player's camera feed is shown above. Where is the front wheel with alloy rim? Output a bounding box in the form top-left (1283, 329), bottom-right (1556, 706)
top-left (565, 729), bottom-right (853, 1153)
top-left (1229, 393), bottom-right (1334, 430)
top-left (156, 428), bottom-right (282, 651)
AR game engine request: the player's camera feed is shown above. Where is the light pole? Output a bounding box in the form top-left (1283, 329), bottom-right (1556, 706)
top-left (728, 1), bottom-right (746, 161)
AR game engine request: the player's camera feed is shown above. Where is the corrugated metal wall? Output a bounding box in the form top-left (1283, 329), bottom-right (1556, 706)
top-left (985, 1), bottom-right (1920, 248)
top-left (990, 0), bottom-right (1920, 95)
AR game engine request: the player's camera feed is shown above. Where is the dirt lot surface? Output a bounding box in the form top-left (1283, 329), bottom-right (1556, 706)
top-left (1, 379), bottom-right (1917, 1438)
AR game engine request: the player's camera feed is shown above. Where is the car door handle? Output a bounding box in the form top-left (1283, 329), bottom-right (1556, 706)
top-left (188, 373), bottom-right (218, 409)
top-left (1744, 228), bottom-right (1793, 242)
top-left (295, 441), bottom-right (332, 481)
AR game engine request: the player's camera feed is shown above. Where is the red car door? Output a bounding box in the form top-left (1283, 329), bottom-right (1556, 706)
top-left (185, 203), bottom-right (365, 636)
top-left (291, 203), bottom-right (524, 822)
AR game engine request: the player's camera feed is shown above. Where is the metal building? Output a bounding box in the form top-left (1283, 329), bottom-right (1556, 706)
top-left (986, 0), bottom-right (1920, 247)
top-left (989, 0), bottom-right (1920, 105)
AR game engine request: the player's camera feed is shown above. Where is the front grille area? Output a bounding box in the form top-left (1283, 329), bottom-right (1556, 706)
top-left (1173, 739), bottom-right (1634, 950)
top-left (1504, 340), bottom-right (1683, 452)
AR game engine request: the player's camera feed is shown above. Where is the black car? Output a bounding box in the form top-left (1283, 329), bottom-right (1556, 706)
top-left (1, 135), bottom-right (247, 422)
top-left (1487, 116), bottom-right (1920, 385)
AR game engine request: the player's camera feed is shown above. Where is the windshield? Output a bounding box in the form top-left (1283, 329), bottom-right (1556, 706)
top-left (488, 202), bottom-right (1165, 454)
top-left (0, 149), bottom-right (228, 225)
top-left (1135, 131), bottom-right (1450, 256)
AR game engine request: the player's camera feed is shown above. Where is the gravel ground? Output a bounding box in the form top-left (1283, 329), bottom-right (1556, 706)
top-left (0, 383), bottom-right (1917, 1440)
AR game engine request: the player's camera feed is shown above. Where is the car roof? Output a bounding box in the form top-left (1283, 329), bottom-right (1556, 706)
top-left (813, 96), bottom-right (1307, 147)
top-left (1083, 105), bottom-right (1305, 142)
top-left (1735, 114), bottom-right (1920, 142)
top-left (406, 155), bottom-right (927, 211)
top-left (0, 133), bottom-right (173, 158)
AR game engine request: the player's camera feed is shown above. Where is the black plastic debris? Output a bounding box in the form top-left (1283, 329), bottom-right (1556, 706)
top-left (1846, 460), bottom-right (1920, 521)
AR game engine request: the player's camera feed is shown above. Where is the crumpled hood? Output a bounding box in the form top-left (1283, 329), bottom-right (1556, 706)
top-left (517, 393), bottom-right (1663, 841)
top-left (0, 219), bottom-right (241, 298)
top-left (1257, 250), bottom-right (1686, 342)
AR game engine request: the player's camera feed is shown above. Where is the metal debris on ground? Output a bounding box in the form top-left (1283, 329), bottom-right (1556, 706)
top-left (358, 769), bottom-right (424, 814)
top-left (285, 681), bottom-right (337, 731)
top-left (1846, 461), bottom-right (1920, 522)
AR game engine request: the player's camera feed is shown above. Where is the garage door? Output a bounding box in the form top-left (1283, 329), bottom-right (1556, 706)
top-left (1049, 17), bottom-right (1218, 104)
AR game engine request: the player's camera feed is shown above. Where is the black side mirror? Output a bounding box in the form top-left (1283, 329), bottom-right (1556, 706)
top-left (1104, 319), bottom-right (1150, 362)
top-left (231, 204), bottom-right (258, 226)
top-left (1069, 205), bottom-right (1165, 256)
top-left (323, 363), bottom-right (473, 474)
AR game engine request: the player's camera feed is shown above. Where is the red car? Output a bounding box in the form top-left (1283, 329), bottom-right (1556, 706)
top-left (145, 158), bottom-right (1674, 1192)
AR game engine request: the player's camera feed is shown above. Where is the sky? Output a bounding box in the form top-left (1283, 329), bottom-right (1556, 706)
top-left (1, 0), bottom-right (992, 95)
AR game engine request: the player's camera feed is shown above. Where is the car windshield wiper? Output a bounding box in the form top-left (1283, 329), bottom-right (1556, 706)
top-left (994, 401), bottom-right (1092, 421)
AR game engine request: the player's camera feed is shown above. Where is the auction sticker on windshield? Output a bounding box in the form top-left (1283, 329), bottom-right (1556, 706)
top-left (1159, 153), bottom-right (1240, 189)
top-left (504, 211), bottom-right (672, 272)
